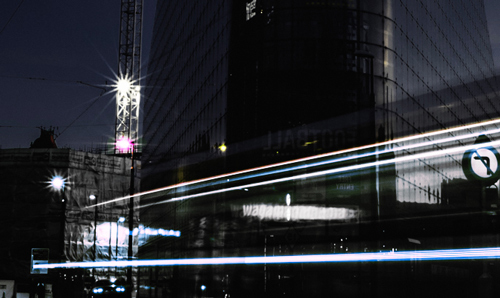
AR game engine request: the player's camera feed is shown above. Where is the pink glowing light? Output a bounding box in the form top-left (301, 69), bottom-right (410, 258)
top-left (116, 136), bottom-right (133, 153)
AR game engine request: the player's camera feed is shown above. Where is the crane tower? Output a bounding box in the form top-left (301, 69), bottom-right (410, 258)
top-left (115, 0), bottom-right (143, 286)
top-left (115, 0), bottom-right (143, 153)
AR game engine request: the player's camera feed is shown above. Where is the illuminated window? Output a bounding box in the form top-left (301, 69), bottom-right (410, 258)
top-left (246, 0), bottom-right (256, 21)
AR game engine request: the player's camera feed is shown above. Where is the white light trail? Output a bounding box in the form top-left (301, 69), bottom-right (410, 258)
top-left (33, 247), bottom-right (500, 270)
top-left (227, 126), bottom-right (500, 185)
top-left (88, 118), bottom-right (500, 209)
top-left (139, 139), bottom-right (500, 209)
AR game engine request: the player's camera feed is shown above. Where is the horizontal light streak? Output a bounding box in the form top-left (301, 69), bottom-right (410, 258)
top-left (233, 126), bottom-right (500, 185)
top-left (139, 139), bottom-right (500, 208)
top-left (88, 118), bottom-right (500, 209)
top-left (241, 204), bottom-right (358, 221)
top-left (34, 247), bottom-right (500, 270)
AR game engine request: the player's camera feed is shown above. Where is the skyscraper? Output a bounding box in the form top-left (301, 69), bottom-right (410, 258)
top-left (140, 0), bottom-right (500, 296)
top-left (143, 0), bottom-right (499, 188)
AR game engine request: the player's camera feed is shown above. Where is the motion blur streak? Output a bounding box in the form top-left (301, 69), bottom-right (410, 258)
top-left (33, 247), bottom-right (500, 269)
top-left (88, 118), bottom-right (500, 209)
top-left (138, 139), bottom-right (500, 209)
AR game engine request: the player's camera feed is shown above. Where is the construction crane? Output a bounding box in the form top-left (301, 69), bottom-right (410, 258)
top-left (115, 0), bottom-right (143, 154)
top-left (114, 0), bottom-right (143, 286)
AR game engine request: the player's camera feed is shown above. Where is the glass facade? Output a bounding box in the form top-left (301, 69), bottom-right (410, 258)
top-left (143, 0), bottom-right (231, 188)
top-left (137, 127), bottom-right (500, 297)
top-left (138, 0), bottom-right (500, 297)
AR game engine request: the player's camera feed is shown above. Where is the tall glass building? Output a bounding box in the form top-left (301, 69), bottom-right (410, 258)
top-left (139, 0), bottom-right (500, 297)
top-left (143, 0), bottom-right (499, 187)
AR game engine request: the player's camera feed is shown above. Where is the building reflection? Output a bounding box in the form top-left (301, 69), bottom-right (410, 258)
top-left (135, 121), bottom-right (500, 297)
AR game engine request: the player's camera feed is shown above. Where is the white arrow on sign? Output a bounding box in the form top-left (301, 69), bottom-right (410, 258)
top-left (470, 148), bottom-right (498, 178)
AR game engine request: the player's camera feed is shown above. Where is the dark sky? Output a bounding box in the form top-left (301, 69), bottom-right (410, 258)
top-left (0, 0), bottom-right (156, 150)
top-left (0, 0), bottom-right (499, 150)
top-left (485, 0), bottom-right (500, 67)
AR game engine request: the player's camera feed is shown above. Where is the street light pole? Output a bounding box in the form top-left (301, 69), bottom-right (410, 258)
top-left (89, 194), bottom-right (98, 278)
top-left (117, 217), bottom-right (125, 260)
top-left (127, 148), bottom-right (135, 284)
top-left (116, 217), bottom-right (125, 276)
top-left (49, 175), bottom-right (67, 262)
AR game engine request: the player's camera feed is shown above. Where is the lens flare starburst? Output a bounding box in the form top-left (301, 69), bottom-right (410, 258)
top-left (110, 73), bottom-right (140, 96)
top-left (116, 136), bottom-right (134, 153)
top-left (45, 172), bottom-right (68, 193)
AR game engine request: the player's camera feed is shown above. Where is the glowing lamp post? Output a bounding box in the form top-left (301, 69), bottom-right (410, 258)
top-left (89, 194), bottom-right (98, 265)
top-left (48, 174), bottom-right (67, 265)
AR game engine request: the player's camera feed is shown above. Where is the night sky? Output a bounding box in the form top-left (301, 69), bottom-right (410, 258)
top-left (0, 0), bottom-right (499, 150)
top-left (0, 0), bottom-right (155, 150)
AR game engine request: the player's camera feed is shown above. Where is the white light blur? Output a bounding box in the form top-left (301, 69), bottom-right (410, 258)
top-left (136, 225), bottom-right (181, 237)
top-left (116, 77), bottom-right (132, 95)
top-left (111, 73), bottom-right (138, 96)
top-left (116, 287), bottom-right (126, 292)
top-left (116, 136), bottom-right (133, 152)
top-left (241, 204), bottom-right (356, 221)
top-left (33, 247), bottom-right (500, 270)
top-left (48, 175), bottom-right (66, 191)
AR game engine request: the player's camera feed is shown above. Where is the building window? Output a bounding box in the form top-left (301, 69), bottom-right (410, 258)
top-left (246, 0), bottom-right (257, 21)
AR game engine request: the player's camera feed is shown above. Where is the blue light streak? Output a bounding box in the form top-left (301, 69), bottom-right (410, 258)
top-left (138, 138), bottom-right (500, 208)
top-left (88, 118), bottom-right (500, 210)
top-left (33, 247), bottom-right (500, 270)
top-left (214, 126), bottom-right (500, 187)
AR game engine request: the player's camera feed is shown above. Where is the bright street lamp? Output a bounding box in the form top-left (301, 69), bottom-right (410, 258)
top-left (47, 174), bottom-right (68, 276)
top-left (49, 175), bottom-right (66, 192)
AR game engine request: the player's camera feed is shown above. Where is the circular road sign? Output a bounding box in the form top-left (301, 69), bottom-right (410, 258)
top-left (462, 146), bottom-right (500, 185)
